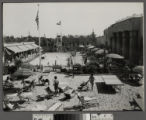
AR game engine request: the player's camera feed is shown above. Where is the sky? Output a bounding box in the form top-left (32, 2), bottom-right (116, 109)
top-left (3, 2), bottom-right (143, 38)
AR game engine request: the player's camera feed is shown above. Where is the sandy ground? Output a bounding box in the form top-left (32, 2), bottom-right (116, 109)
top-left (5, 72), bottom-right (144, 111)
top-left (4, 52), bottom-right (144, 111)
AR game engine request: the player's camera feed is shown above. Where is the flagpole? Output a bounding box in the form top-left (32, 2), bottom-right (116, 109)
top-left (37, 4), bottom-right (42, 71)
top-left (60, 22), bottom-right (62, 52)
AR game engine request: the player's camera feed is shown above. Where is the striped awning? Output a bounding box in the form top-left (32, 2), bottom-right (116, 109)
top-left (5, 46), bottom-right (23, 53)
top-left (31, 44), bottom-right (39, 49)
top-left (17, 45), bottom-right (29, 51)
top-left (4, 43), bottom-right (39, 53)
top-left (25, 44), bottom-right (34, 50)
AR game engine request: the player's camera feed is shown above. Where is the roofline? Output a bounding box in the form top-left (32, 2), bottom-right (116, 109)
top-left (4, 42), bottom-right (36, 47)
top-left (107, 14), bottom-right (143, 30)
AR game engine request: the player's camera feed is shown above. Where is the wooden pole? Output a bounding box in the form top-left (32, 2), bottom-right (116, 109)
top-left (37, 4), bottom-right (42, 71)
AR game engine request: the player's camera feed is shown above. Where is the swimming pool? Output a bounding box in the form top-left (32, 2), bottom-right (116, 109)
top-left (29, 52), bottom-right (84, 66)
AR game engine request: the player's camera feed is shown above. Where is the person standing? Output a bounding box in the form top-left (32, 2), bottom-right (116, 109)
top-left (38, 75), bottom-right (43, 84)
top-left (89, 73), bottom-right (95, 90)
top-left (53, 76), bottom-right (59, 95)
top-left (84, 57), bottom-right (87, 65)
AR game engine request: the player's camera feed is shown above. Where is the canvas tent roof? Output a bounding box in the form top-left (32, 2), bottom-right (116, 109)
top-left (4, 42), bottom-right (39, 53)
top-left (25, 44), bottom-right (34, 50)
top-left (31, 44), bottom-right (39, 49)
top-left (5, 46), bottom-right (23, 53)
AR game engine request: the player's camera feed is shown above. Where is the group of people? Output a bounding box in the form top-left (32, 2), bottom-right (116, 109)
top-left (5, 72), bottom-right (95, 95)
top-left (53, 73), bottom-right (95, 93)
top-left (38, 73), bottom-right (95, 97)
top-left (38, 75), bottom-right (60, 95)
top-left (3, 76), bottom-right (13, 88)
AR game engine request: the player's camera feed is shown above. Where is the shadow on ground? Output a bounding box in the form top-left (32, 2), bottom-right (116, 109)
top-left (96, 83), bottom-right (116, 94)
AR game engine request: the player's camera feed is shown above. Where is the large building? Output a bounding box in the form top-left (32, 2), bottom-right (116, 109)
top-left (104, 15), bottom-right (143, 65)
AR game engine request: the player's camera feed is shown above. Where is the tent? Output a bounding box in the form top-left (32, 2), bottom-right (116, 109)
top-left (79, 45), bottom-right (84, 48)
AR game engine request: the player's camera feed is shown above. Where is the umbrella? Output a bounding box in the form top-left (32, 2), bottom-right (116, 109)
top-left (88, 46), bottom-right (95, 49)
top-left (13, 68), bottom-right (34, 79)
top-left (133, 66), bottom-right (144, 74)
top-left (106, 53), bottom-right (124, 59)
top-left (87, 44), bottom-right (92, 47)
top-left (95, 49), bottom-right (108, 54)
top-left (92, 48), bottom-right (100, 51)
top-left (87, 44), bottom-right (94, 49)
top-left (79, 45), bottom-right (84, 48)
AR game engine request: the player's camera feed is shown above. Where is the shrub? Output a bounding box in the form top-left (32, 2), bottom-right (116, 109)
top-left (15, 59), bottom-right (22, 69)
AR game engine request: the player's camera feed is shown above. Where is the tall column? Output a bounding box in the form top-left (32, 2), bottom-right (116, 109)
top-left (117, 32), bottom-right (123, 55)
top-left (116, 32), bottom-right (120, 54)
top-left (113, 33), bottom-right (117, 53)
top-left (129, 31), bottom-right (139, 65)
top-left (110, 36), bottom-right (113, 52)
top-left (109, 37), bottom-right (112, 52)
top-left (112, 35), bottom-right (115, 52)
top-left (138, 37), bottom-right (143, 65)
top-left (122, 31), bottom-right (130, 59)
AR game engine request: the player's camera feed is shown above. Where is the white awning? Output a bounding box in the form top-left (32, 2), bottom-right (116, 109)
top-left (25, 44), bottom-right (34, 50)
top-left (31, 44), bottom-right (39, 49)
top-left (17, 45), bottom-right (29, 51)
top-left (5, 46), bottom-right (23, 53)
top-left (4, 43), bottom-right (39, 53)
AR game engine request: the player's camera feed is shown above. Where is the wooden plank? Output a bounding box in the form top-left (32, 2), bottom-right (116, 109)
top-left (48, 102), bottom-right (62, 111)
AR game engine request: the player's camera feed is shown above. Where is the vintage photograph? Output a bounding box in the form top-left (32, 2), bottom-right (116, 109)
top-left (33, 114), bottom-right (113, 120)
top-left (2, 3), bottom-right (144, 111)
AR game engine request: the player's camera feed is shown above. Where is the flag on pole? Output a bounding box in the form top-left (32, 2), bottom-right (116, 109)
top-left (35, 9), bottom-right (39, 30)
top-left (56, 21), bottom-right (61, 25)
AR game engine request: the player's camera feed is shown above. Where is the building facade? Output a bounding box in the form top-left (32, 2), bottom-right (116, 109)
top-left (104, 15), bottom-right (143, 65)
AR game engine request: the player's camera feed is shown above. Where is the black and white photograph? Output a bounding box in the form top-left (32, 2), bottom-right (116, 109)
top-left (2, 2), bottom-right (144, 111)
top-left (33, 114), bottom-right (113, 120)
